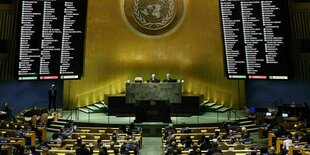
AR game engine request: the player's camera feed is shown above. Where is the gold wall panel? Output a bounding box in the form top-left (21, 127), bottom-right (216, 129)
top-left (63, 0), bottom-right (245, 109)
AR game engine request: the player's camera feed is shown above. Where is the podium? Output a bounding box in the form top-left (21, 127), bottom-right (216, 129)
top-left (126, 83), bottom-right (182, 104)
top-left (134, 100), bottom-right (171, 123)
top-left (126, 83), bottom-right (180, 123)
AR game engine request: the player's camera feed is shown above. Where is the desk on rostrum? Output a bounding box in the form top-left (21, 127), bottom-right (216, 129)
top-left (125, 82), bottom-right (182, 104)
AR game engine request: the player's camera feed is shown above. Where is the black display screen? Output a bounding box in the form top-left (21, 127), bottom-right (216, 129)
top-left (220, 0), bottom-right (291, 80)
top-left (16, 0), bottom-right (87, 80)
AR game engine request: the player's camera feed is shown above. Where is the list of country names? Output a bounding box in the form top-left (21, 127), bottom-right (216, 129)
top-left (17, 0), bottom-right (86, 80)
top-left (220, 0), bottom-right (289, 79)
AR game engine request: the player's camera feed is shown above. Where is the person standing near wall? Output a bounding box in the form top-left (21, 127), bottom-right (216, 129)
top-left (48, 84), bottom-right (57, 112)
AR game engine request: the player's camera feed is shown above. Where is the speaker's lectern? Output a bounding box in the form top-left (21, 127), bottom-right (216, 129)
top-left (134, 100), bottom-right (171, 123)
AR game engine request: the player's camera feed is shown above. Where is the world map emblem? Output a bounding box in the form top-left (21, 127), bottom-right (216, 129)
top-left (123, 0), bottom-right (185, 36)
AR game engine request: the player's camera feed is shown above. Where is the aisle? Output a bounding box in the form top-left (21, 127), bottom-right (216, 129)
top-left (139, 137), bottom-right (162, 155)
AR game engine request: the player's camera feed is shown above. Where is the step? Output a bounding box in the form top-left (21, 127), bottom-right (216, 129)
top-left (50, 124), bottom-right (65, 129)
top-left (216, 107), bottom-right (231, 112)
top-left (52, 121), bottom-right (69, 125)
top-left (57, 118), bottom-right (72, 123)
top-left (247, 127), bottom-right (259, 132)
top-left (79, 107), bottom-right (93, 113)
top-left (236, 117), bottom-right (249, 121)
top-left (240, 124), bottom-right (257, 128)
top-left (200, 100), bottom-right (209, 105)
top-left (94, 103), bottom-right (106, 108)
top-left (87, 105), bottom-right (101, 111)
top-left (47, 128), bottom-right (60, 132)
top-left (210, 104), bottom-right (223, 110)
top-left (205, 102), bottom-right (216, 107)
top-left (239, 120), bottom-right (253, 125)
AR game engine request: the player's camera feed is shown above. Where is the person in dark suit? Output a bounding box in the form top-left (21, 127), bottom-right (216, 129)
top-left (148, 74), bottom-right (160, 83)
top-left (76, 144), bottom-right (93, 155)
top-left (206, 142), bottom-right (222, 155)
top-left (48, 84), bottom-right (57, 112)
top-left (163, 73), bottom-right (177, 82)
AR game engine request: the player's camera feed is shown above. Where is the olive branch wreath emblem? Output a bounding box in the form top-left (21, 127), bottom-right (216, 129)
top-left (133, 0), bottom-right (175, 28)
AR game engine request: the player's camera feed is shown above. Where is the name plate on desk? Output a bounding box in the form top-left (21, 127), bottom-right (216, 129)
top-left (126, 83), bottom-right (182, 104)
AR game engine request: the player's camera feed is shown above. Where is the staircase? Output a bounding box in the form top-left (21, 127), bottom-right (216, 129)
top-left (236, 118), bottom-right (259, 132)
top-left (201, 101), bottom-right (231, 113)
top-left (47, 118), bottom-right (72, 132)
top-left (78, 101), bottom-right (107, 114)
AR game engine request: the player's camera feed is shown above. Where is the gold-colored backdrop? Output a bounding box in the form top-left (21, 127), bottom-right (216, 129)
top-left (63, 0), bottom-right (245, 109)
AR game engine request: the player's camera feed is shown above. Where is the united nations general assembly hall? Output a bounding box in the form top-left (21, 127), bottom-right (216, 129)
top-left (0, 0), bottom-right (310, 154)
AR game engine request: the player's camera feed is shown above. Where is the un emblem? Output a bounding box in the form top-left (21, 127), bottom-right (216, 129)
top-left (122, 0), bottom-right (185, 36)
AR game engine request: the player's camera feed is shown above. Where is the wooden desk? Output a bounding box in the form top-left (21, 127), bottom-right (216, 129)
top-left (71, 132), bottom-right (142, 145)
top-left (64, 139), bottom-right (131, 144)
top-left (25, 132), bottom-right (36, 146)
top-left (0, 139), bottom-right (25, 146)
top-left (276, 140), bottom-right (306, 154)
top-left (179, 149), bottom-right (259, 155)
top-left (38, 127), bottom-right (47, 140)
top-left (1, 146), bottom-right (12, 155)
top-left (268, 132), bottom-right (276, 147)
top-left (0, 129), bottom-right (36, 146)
top-left (289, 147), bottom-right (310, 155)
top-left (38, 149), bottom-right (136, 155)
top-left (276, 139), bottom-right (284, 153)
top-left (284, 117), bottom-right (299, 122)
top-left (223, 142), bottom-right (256, 147)
top-left (24, 115), bottom-right (55, 122)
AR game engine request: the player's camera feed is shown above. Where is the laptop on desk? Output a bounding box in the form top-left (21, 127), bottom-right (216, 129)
top-left (282, 113), bottom-right (288, 118)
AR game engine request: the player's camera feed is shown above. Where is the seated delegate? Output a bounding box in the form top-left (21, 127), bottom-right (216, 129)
top-left (148, 74), bottom-right (160, 83)
top-left (163, 73), bottom-right (177, 83)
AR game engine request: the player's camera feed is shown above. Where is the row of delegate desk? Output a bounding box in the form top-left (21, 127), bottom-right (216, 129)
top-left (267, 126), bottom-right (310, 155)
top-left (0, 108), bottom-right (52, 153)
top-left (37, 126), bottom-right (143, 155)
top-left (0, 124), bottom-right (47, 146)
top-left (161, 127), bottom-right (259, 155)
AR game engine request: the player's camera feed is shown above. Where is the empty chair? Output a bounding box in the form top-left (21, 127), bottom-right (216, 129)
top-left (31, 115), bottom-right (38, 128)
top-left (40, 113), bottom-right (49, 127)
